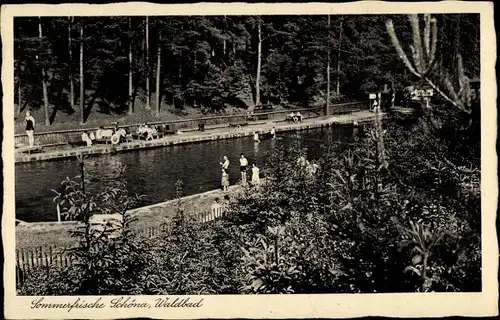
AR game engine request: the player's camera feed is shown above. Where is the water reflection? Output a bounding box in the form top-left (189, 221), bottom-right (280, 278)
top-left (253, 140), bottom-right (260, 156)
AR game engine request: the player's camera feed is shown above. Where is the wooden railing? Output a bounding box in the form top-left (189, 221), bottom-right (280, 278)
top-left (14, 101), bottom-right (366, 147)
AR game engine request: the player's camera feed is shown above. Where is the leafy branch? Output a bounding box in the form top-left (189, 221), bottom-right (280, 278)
top-left (386, 14), bottom-right (473, 114)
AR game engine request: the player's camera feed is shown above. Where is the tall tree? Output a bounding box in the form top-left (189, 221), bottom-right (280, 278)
top-left (38, 17), bottom-right (50, 125)
top-left (17, 65), bottom-right (22, 114)
top-left (326, 15), bottom-right (331, 115)
top-left (128, 17), bottom-right (133, 114)
top-left (15, 28), bottom-right (23, 115)
top-left (255, 18), bottom-right (262, 107)
top-left (12, 14), bottom-right (479, 125)
top-left (68, 16), bottom-right (75, 111)
top-left (79, 20), bottom-right (84, 124)
top-left (145, 16), bottom-right (150, 110)
top-left (336, 18), bottom-right (343, 97)
top-left (155, 32), bottom-right (162, 115)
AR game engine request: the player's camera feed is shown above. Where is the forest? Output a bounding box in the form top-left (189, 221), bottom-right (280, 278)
top-left (17, 13), bottom-right (482, 295)
top-left (14, 14), bottom-right (480, 127)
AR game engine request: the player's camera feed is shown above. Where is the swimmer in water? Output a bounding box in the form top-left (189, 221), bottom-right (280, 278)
top-left (253, 131), bottom-right (260, 143)
top-left (270, 126), bottom-right (276, 139)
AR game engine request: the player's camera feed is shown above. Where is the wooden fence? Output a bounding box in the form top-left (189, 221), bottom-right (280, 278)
top-left (16, 207), bottom-right (226, 285)
top-left (14, 101), bottom-right (365, 147)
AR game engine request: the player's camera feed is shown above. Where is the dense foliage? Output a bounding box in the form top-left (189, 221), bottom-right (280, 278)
top-left (14, 14), bottom-right (479, 124)
top-left (17, 13), bottom-right (480, 294)
top-left (18, 109), bottom-right (481, 294)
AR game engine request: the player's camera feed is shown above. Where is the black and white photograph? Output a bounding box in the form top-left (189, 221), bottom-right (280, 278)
top-left (2, 2), bottom-right (497, 319)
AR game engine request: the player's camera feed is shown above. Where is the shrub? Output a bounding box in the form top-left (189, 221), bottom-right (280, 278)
top-left (19, 110), bottom-right (480, 294)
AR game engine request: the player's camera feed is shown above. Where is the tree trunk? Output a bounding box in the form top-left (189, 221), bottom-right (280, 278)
top-left (128, 17), bottom-right (133, 114)
top-left (193, 50), bottom-right (196, 70)
top-left (17, 76), bottom-right (22, 115)
top-left (336, 19), bottom-right (343, 97)
top-left (145, 16), bottom-right (150, 110)
top-left (421, 253), bottom-right (429, 292)
top-left (39, 17), bottom-right (50, 126)
top-left (156, 34), bottom-right (162, 116)
top-left (79, 22), bottom-right (85, 124)
top-left (326, 15), bottom-right (331, 116)
top-left (454, 15), bottom-right (461, 70)
top-left (68, 17), bottom-right (75, 111)
top-left (179, 50), bottom-right (182, 85)
top-left (255, 19), bottom-right (262, 106)
top-left (223, 15), bottom-right (227, 58)
top-left (233, 42), bottom-right (236, 66)
top-left (17, 53), bottom-right (22, 115)
top-left (440, 16), bottom-right (445, 71)
top-left (455, 14), bottom-right (461, 79)
top-left (374, 104), bottom-right (387, 169)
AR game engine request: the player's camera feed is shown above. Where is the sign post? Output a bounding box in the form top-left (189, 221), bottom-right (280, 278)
top-left (369, 93), bottom-right (378, 111)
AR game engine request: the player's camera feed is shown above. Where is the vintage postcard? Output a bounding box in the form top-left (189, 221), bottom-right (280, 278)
top-left (2, 1), bottom-right (498, 319)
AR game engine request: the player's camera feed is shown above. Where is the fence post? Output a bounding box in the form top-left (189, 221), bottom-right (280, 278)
top-left (29, 250), bottom-right (34, 271)
top-left (38, 246), bottom-right (43, 268)
top-left (49, 245), bottom-right (53, 265)
top-left (57, 204), bottom-right (61, 223)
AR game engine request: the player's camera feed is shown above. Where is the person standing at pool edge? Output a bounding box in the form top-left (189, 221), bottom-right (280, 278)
top-left (221, 169), bottom-right (230, 192)
top-left (239, 154), bottom-right (249, 186)
top-left (220, 156), bottom-right (230, 171)
top-left (251, 163), bottom-right (260, 186)
top-left (25, 111), bottom-right (35, 147)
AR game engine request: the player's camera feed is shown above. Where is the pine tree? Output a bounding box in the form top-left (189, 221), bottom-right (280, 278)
top-left (12, 15), bottom-right (479, 125)
top-left (128, 16), bottom-right (134, 114)
top-left (79, 19), bottom-right (84, 124)
top-left (68, 17), bottom-right (75, 111)
top-left (326, 15), bottom-right (331, 115)
top-left (38, 17), bottom-right (50, 125)
top-left (156, 31), bottom-right (162, 115)
top-left (145, 16), bottom-right (150, 110)
top-left (255, 18), bottom-right (262, 107)
top-left (336, 18), bottom-right (343, 97)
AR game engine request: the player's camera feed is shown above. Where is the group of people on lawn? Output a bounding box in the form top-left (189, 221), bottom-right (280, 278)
top-left (80, 123), bottom-right (161, 147)
top-left (286, 111), bottom-right (304, 123)
top-left (81, 124), bottom-right (127, 147)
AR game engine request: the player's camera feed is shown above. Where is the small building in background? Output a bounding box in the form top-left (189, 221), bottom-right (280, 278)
top-left (469, 77), bottom-right (480, 104)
